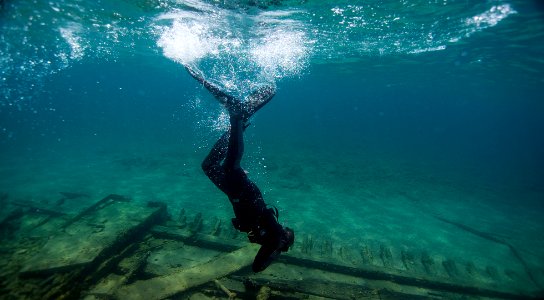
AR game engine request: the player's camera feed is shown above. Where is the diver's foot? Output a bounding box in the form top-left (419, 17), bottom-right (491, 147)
top-left (242, 85), bottom-right (276, 122)
top-left (252, 227), bottom-right (294, 272)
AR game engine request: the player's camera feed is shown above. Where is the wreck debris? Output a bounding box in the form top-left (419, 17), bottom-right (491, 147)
top-left (360, 244), bottom-right (374, 265)
top-left (214, 279), bottom-right (236, 299)
top-left (256, 285), bottom-right (271, 300)
top-left (56, 192), bottom-right (90, 206)
top-left (116, 244), bottom-right (258, 300)
top-left (189, 212), bottom-right (204, 234)
top-left (300, 234), bottom-right (313, 255)
top-left (0, 201), bottom-right (540, 300)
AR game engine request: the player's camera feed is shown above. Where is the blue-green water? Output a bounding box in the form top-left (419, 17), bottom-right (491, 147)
top-left (1, 0), bottom-right (544, 295)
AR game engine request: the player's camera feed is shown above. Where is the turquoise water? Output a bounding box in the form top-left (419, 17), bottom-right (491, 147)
top-left (1, 0), bottom-right (543, 295)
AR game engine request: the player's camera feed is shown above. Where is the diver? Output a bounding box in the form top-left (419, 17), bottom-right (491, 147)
top-left (184, 66), bottom-right (295, 272)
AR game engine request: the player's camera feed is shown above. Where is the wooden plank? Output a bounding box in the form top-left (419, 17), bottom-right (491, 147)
top-left (278, 252), bottom-right (537, 299)
top-left (148, 223), bottom-right (538, 299)
top-left (21, 200), bottom-right (163, 275)
top-left (61, 194), bottom-right (130, 229)
top-left (145, 242), bottom-right (222, 276)
top-left (150, 225), bottom-right (245, 252)
top-left (115, 244), bottom-right (258, 300)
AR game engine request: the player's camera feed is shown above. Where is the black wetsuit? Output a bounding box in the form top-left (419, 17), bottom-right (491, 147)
top-left (201, 114), bottom-right (269, 235)
top-left (186, 66), bottom-right (293, 272)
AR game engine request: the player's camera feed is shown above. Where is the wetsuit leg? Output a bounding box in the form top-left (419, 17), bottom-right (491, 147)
top-left (200, 113), bottom-right (246, 194)
top-left (223, 113), bottom-right (244, 171)
top-left (201, 131), bottom-right (229, 191)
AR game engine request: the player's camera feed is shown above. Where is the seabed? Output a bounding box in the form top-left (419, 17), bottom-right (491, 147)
top-left (0, 193), bottom-right (542, 300)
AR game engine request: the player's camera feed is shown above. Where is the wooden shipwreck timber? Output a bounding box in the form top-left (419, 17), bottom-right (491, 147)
top-left (0, 194), bottom-right (542, 299)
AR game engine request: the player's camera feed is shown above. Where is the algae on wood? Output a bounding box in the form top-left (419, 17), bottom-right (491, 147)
top-left (115, 244), bottom-right (258, 300)
top-left (21, 198), bottom-right (164, 275)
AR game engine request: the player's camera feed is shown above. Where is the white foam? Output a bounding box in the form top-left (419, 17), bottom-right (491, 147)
top-left (155, 6), bottom-right (311, 90)
top-left (466, 4), bottom-right (516, 29)
top-left (408, 45), bottom-right (447, 54)
top-left (250, 29), bottom-right (309, 79)
top-left (59, 23), bottom-right (86, 60)
top-left (157, 21), bottom-right (220, 65)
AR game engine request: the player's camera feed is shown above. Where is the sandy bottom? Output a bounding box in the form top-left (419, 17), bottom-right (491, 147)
top-left (1, 132), bottom-right (542, 281)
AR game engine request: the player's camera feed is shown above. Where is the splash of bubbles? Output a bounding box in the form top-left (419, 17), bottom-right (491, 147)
top-left (155, 3), bottom-right (311, 96)
top-left (211, 110), bottom-right (230, 132)
top-left (465, 4), bottom-right (516, 32)
top-left (300, 1), bottom-right (518, 59)
top-left (59, 22), bottom-right (87, 61)
top-left (249, 13), bottom-right (312, 78)
top-left (0, 0), bottom-right (151, 111)
top-left (156, 13), bottom-right (238, 65)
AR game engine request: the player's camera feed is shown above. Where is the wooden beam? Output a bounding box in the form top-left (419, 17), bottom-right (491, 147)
top-left (115, 244), bottom-right (258, 300)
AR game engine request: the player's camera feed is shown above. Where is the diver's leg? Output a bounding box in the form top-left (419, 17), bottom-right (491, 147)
top-left (210, 112), bottom-right (294, 273)
top-left (201, 114), bottom-right (247, 192)
top-left (201, 112), bottom-right (250, 189)
top-left (223, 112), bottom-right (244, 170)
top-left (201, 131), bottom-right (229, 189)
top-left (199, 83), bottom-right (263, 176)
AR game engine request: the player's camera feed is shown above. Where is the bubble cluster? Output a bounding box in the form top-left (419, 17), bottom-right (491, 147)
top-left (464, 4), bottom-right (516, 35)
top-left (288, 1), bottom-right (518, 59)
top-left (59, 23), bottom-right (87, 61)
top-left (154, 1), bottom-right (311, 97)
top-left (0, 0), bottom-right (153, 110)
top-left (0, 0), bottom-right (523, 116)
